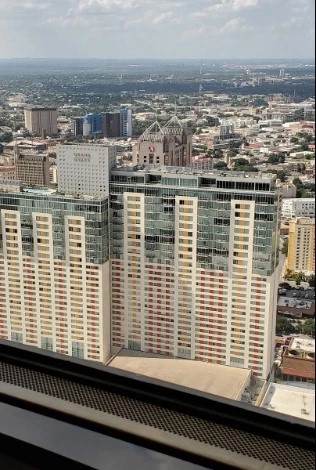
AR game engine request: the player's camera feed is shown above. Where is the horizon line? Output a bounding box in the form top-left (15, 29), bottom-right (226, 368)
top-left (0, 57), bottom-right (315, 62)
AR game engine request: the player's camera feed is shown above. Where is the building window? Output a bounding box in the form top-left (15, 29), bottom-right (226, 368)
top-left (72, 341), bottom-right (84, 359)
top-left (11, 332), bottom-right (23, 343)
top-left (41, 337), bottom-right (53, 351)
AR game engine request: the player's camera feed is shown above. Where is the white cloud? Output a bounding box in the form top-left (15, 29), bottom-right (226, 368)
top-left (204, 0), bottom-right (259, 14)
top-left (0, 0), bottom-right (314, 58)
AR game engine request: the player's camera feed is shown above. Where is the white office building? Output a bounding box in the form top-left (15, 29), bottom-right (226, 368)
top-left (282, 198), bottom-right (315, 219)
top-left (57, 144), bottom-right (116, 197)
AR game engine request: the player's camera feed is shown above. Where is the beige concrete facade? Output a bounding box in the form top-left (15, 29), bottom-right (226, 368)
top-left (16, 154), bottom-right (50, 187)
top-left (24, 107), bottom-right (58, 137)
top-left (288, 218), bottom-right (315, 275)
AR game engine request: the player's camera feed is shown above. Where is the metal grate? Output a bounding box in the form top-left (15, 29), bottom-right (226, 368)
top-left (0, 360), bottom-right (314, 470)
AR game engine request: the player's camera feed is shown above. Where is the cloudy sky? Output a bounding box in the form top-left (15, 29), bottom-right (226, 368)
top-left (0, 0), bottom-right (314, 59)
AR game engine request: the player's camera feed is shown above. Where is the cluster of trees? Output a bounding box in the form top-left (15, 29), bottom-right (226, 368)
top-left (276, 317), bottom-right (315, 337)
top-left (233, 157), bottom-right (258, 172)
top-left (278, 317), bottom-right (315, 336)
top-left (292, 177), bottom-right (315, 198)
top-left (214, 161), bottom-right (228, 170)
top-left (0, 132), bottom-right (13, 143)
top-left (284, 270), bottom-right (315, 287)
top-left (290, 132), bottom-right (315, 152)
top-left (267, 154), bottom-right (285, 164)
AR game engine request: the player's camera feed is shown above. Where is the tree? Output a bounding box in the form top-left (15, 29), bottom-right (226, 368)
top-left (290, 137), bottom-right (299, 144)
top-left (233, 158), bottom-right (249, 167)
top-left (0, 132), bottom-right (13, 143)
top-left (276, 170), bottom-right (287, 182)
top-left (268, 154), bottom-right (285, 164)
top-left (295, 272), bottom-right (307, 285)
top-left (279, 282), bottom-right (292, 290)
top-left (300, 319), bottom-right (315, 338)
top-left (276, 317), bottom-right (296, 335)
top-left (308, 274), bottom-right (315, 288)
top-left (212, 149), bottom-right (224, 159)
top-left (292, 177), bottom-right (303, 189)
top-left (214, 161), bottom-right (228, 170)
top-left (282, 239), bottom-right (289, 256)
top-left (228, 148), bottom-right (239, 158)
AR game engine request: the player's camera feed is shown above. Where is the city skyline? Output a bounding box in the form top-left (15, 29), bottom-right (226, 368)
top-left (0, 0), bottom-right (314, 60)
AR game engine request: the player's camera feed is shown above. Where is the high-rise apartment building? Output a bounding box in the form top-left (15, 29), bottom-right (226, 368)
top-left (57, 144), bottom-right (116, 197)
top-left (102, 113), bottom-right (121, 138)
top-left (110, 168), bottom-right (281, 380)
top-left (16, 153), bottom-right (50, 187)
top-left (288, 218), bottom-right (315, 275)
top-left (0, 158), bottom-right (281, 380)
top-left (133, 117), bottom-right (192, 167)
top-left (0, 183), bottom-right (111, 362)
top-left (24, 107), bottom-right (58, 137)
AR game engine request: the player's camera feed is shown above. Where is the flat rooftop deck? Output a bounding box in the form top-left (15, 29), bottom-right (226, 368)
top-left (261, 383), bottom-right (315, 422)
top-left (108, 349), bottom-right (252, 401)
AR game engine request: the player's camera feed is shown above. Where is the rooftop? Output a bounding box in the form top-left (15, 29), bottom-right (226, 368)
top-left (112, 165), bottom-right (277, 182)
top-left (260, 383), bottom-right (315, 422)
top-left (278, 297), bottom-right (313, 309)
top-left (290, 337), bottom-right (315, 354)
top-left (108, 349), bottom-right (252, 401)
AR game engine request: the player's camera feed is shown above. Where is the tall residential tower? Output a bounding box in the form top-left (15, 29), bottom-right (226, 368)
top-left (0, 181), bottom-right (111, 362)
top-left (110, 168), bottom-right (281, 379)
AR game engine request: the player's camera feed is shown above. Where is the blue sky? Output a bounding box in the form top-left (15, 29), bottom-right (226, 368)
top-left (0, 0), bottom-right (314, 59)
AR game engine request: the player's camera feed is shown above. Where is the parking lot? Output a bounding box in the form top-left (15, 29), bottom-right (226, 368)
top-left (279, 286), bottom-right (315, 301)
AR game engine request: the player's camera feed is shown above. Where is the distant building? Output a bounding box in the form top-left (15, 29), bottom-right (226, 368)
top-left (0, 166), bottom-right (16, 180)
top-left (57, 144), bottom-right (116, 197)
top-left (278, 183), bottom-right (297, 199)
top-left (120, 108), bottom-right (133, 138)
top-left (282, 198), bottom-right (315, 219)
top-left (24, 107), bottom-right (58, 137)
top-left (133, 117), bottom-right (192, 167)
top-left (288, 218), bottom-right (315, 275)
top-left (83, 114), bottom-right (103, 137)
top-left (72, 117), bottom-right (84, 137)
top-left (102, 113), bottom-right (121, 138)
top-left (190, 157), bottom-right (213, 172)
top-left (50, 164), bottom-right (58, 185)
top-left (16, 153), bottom-right (50, 187)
